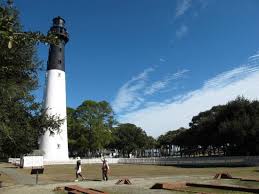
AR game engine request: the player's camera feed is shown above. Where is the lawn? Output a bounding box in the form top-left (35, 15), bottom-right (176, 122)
top-left (0, 163), bottom-right (16, 187)
top-left (2, 163), bottom-right (259, 193)
top-left (16, 163), bottom-right (259, 183)
top-left (0, 173), bottom-right (14, 187)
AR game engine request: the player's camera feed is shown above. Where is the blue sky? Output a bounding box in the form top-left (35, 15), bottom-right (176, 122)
top-left (16, 0), bottom-right (259, 137)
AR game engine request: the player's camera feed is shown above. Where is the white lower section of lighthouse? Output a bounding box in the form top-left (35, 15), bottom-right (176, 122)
top-left (39, 69), bottom-right (69, 161)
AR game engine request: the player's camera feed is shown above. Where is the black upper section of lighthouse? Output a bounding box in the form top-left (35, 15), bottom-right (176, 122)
top-left (47, 16), bottom-right (69, 71)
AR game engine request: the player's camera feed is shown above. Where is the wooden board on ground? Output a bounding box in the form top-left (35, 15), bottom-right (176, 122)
top-left (213, 172), bottom-right (233, 179)
top-left (150, 182), bottom-right (213, 193)
top-left (115, 177), bottom-right (132, 185)
top-left (65, 185), bottom-right (108, 194)
top-left (150, 182), bottom-right (186, 190)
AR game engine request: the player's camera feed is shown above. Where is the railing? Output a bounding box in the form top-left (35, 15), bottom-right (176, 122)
top-left (44, 158), bottom-right (120, 165)
top-left (118, 156), bottom-right (259, 166)
top-left (8, 156), bottom-right (259, 167)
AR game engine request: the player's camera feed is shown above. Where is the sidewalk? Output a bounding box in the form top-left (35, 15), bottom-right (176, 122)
top-left (0, 163), bottom-right (35, 185)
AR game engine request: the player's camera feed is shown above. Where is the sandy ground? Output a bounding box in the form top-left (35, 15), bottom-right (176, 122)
top-left (0, 175), bottom-right (201, 194)
top-left (1, 163), bottom-right (258, 193)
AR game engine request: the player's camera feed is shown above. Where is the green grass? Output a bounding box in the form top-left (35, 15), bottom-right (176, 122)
top-left (2, 163), bottom-right (259, 193)
top-left (203, 178), bottom-right (259, 188)
top-left (184, 187), bottom-right (254, 194)
top-left (0, 173), bottom-right (15, 187)
top-left (15, 164), bottom-right (259, 183)
top-left (0, 163), bottom-right (16, 186)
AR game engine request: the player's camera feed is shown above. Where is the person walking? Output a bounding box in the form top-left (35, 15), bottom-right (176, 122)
top-left (101, 158), bottom-right (110, 181)
top-left (75, 157), bottom-right (85, 181)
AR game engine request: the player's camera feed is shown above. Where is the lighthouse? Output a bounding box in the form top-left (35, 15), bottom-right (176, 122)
top-left (39, 17), bottom-right (69, 161)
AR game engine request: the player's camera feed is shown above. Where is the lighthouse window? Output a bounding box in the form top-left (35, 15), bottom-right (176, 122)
top-left (57, 144), bottom-right (60, 149)
top-left (59, 60), bottom-right (62, 64)
top-left (50, 130), bottom-right (54, 135)
top-left (60, 48), bottom-right (62, 52)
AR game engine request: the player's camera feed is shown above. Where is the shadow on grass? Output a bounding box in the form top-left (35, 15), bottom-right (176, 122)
top-left (174, 164), bottom-right (252, 168)
top-left (52, 178), bottom-right (102, 183)
top-left (84, 178), bottom-right (102, 181)
top-left (3, 166), bottom-right (18, 169)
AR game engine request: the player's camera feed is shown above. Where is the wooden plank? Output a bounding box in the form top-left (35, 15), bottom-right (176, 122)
top-left (150, 182), bottom-right (186, 190)
top-left (115, 178), bottom-right (132, 185)
top-left (68, 190), bottom-right (81, 194)
top-left (150, 182), bottom-right (213, 193)
top-left (65, 185), bottom-right (108, 194)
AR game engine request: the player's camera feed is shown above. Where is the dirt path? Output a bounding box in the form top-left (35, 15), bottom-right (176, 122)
top-left (0, 163), bottom-right (207, 194)
top-left (0, 176), bottom-right (194, 194)
top-left (0, 164), bottom-right (36, 185)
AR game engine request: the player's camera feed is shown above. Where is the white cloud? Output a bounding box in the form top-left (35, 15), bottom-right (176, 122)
top-left (173, 0), bottom-right (210, 41)
top-left (176, 24), bottom-right (188, 39)
top-left (144, 69), bottom-right (189, 95)
top-left (174, 0), bottom-right (209, 19)
top-left (112, 67), bottom-right (189, 114)
top-left (118, 53), bottom-right (259, 137)
top-left (112, 67), bottom-right (154, 113)
top-left (144, 81), bottom-right (166, 95)
top-left (172, 69), bottom-right (189, 79)
top-left (159, 58), bottom-right (166, 62)
top-left (175, 0), bottom-right (192, 18)
top-left (204, 65), bottom-right (259, 89)
top-left (132, 67), bottom-right (154, 81)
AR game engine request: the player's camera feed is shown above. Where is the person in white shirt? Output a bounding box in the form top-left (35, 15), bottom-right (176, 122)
top-left (75, 157), bottom-right (85, 181)
top-left (101, 158), bottom-right (110, 181)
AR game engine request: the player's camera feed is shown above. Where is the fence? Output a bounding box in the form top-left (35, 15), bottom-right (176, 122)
top-left (118, 156), bottom-right (259, 166)
top-left (8, 156), bottom-right (259, 167)
top-left (44, 158), bottom-right (120, 165)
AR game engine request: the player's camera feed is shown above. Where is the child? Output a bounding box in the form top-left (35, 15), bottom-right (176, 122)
top-left (75, 157), bottom-right (85, 181)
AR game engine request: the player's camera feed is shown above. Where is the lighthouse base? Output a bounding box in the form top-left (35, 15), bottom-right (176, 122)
top-left (39, 69), bottom-right (69, 162)
top-left (39, 130), bottom-right (69, 162)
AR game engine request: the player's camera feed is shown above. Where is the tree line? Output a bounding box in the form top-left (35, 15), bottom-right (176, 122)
top-left (158, 97), bottom-right (259, 157)
top-left (67, 100), bottom-right (156, 158)
top-left (67, 97), bottom-right (259, 158)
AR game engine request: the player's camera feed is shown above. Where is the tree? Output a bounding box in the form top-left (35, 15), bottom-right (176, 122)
top-left (112, 123), bottom-right (148, 157)
top-left (218, 97), bottom-right (256, 155)
top-left (0, 1), bottom-right (61, 157)
top-left (67, 100), bottom-right (116, 157)
top-left (170, 96), bottom-right (259, 157)
top-left (67, 107), bottom-right (84, 156)
top-left (157, 129), bottom-right (182, 156)
top-left (0, 1), bottom-right (57, 48)
top-left (143, 136), bottom-right (157, 157)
